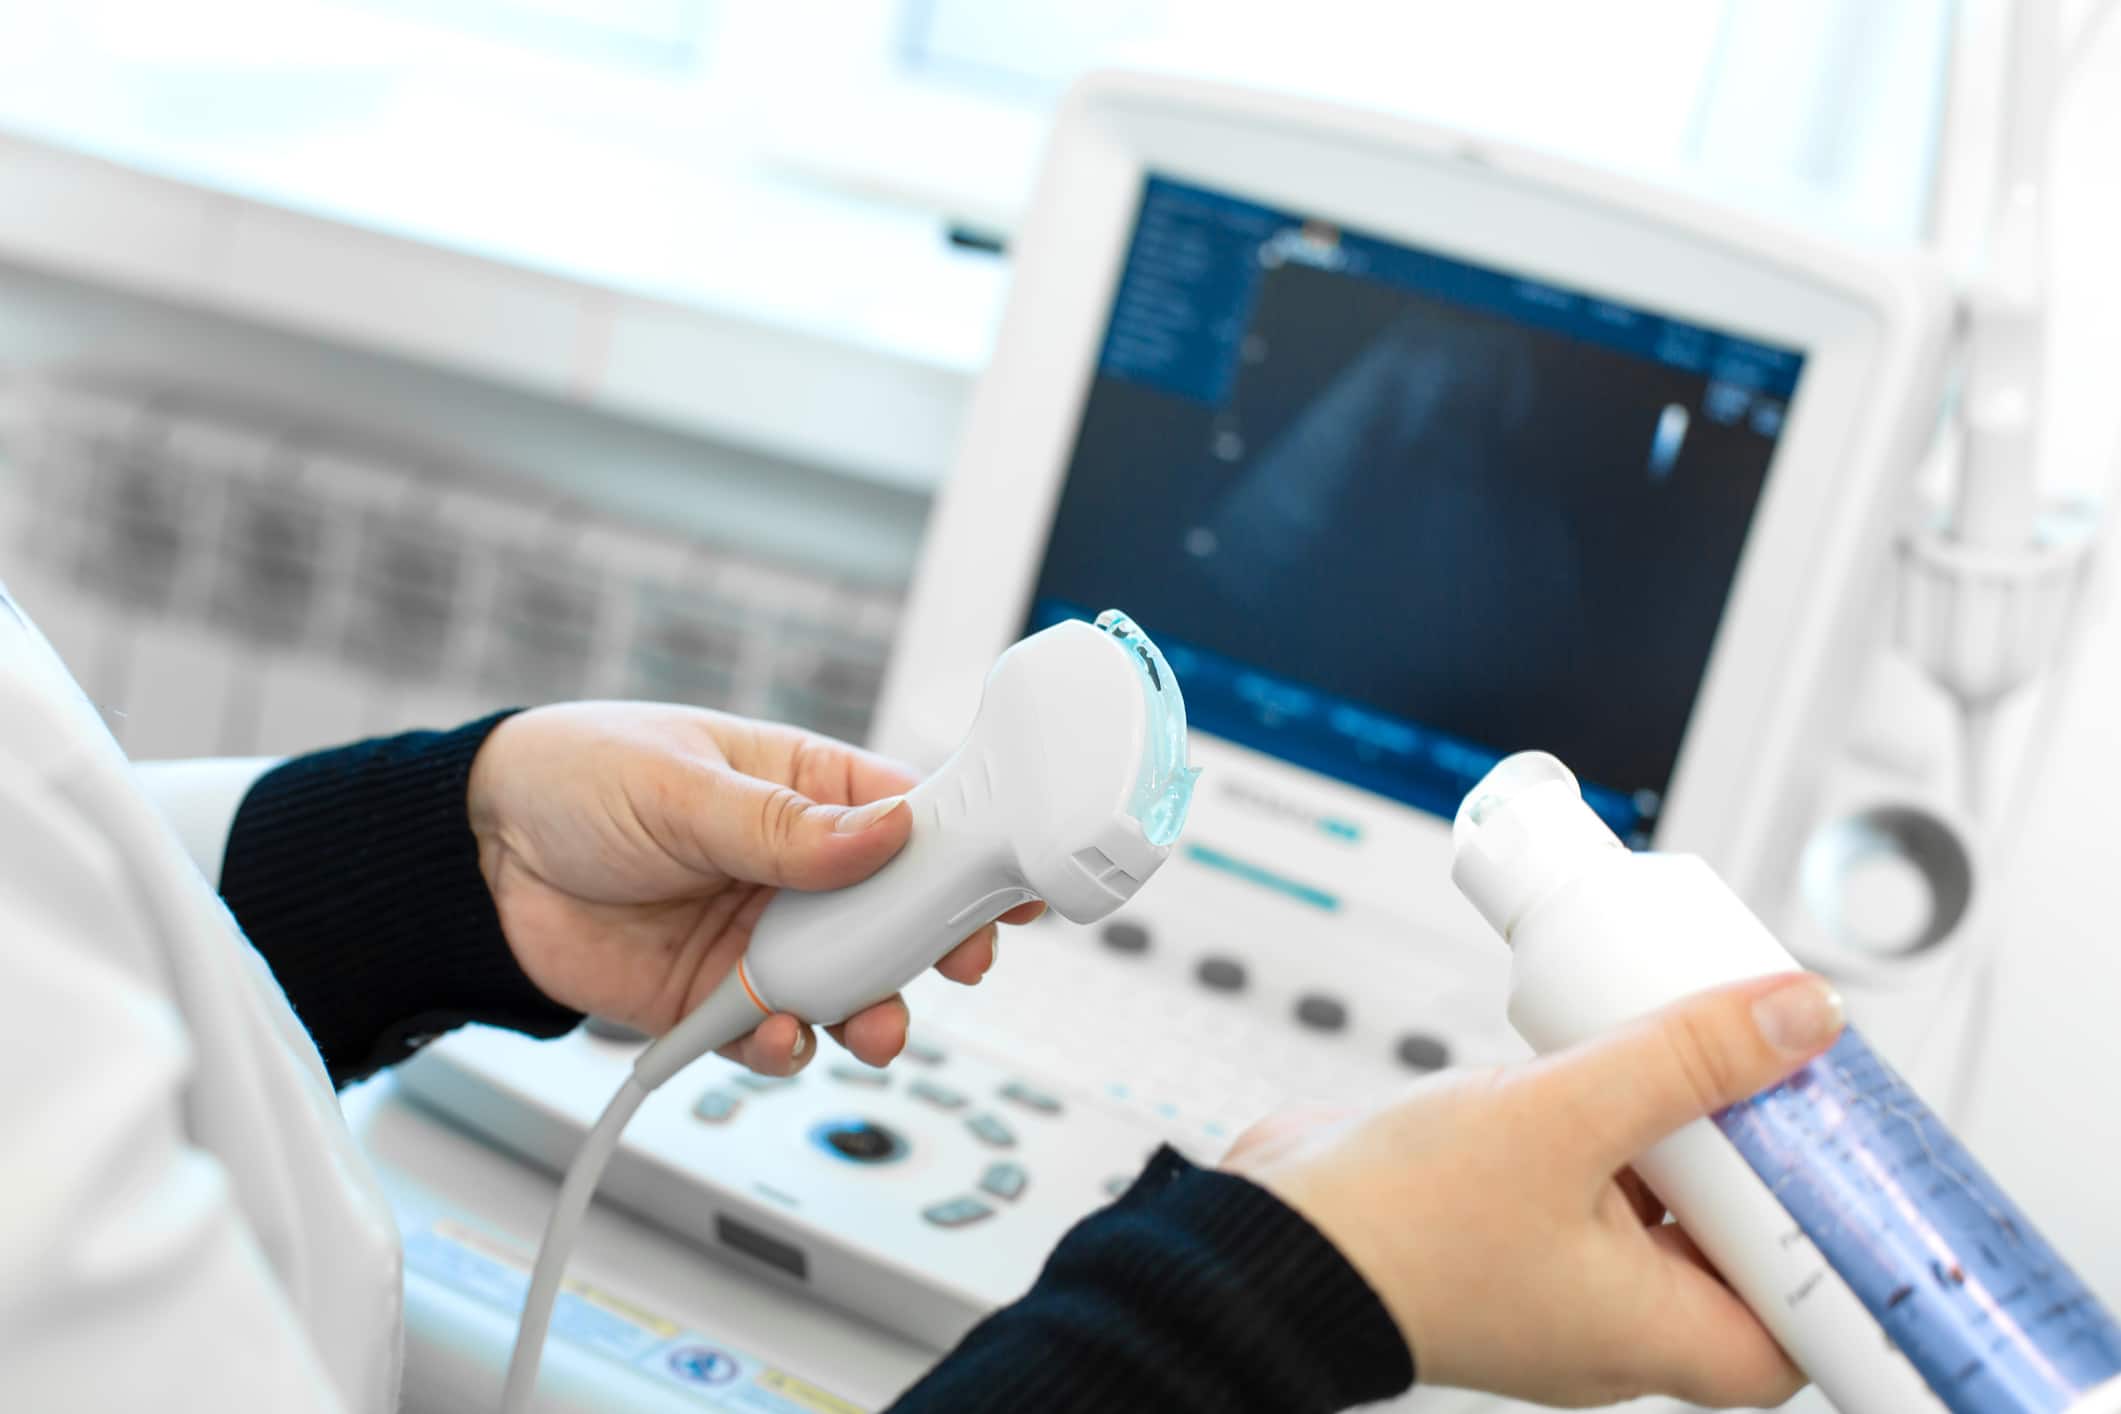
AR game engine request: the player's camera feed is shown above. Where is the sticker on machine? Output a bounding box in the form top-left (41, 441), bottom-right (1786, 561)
top-left (403, 1219), bottom-right (868, 1413)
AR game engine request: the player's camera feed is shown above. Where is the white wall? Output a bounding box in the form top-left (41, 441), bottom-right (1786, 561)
top-left (1946, 0), bottom-right (2121, 1310)
top-left (1967, 555), bottom-right (2121, 1312)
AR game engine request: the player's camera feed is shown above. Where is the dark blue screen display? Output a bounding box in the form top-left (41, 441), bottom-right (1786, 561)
top-left (1028, 176), bottom-right (1806, 841)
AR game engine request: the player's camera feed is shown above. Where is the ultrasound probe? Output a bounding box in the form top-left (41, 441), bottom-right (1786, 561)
top-left (499, 610), bottom-right (1197, 1413)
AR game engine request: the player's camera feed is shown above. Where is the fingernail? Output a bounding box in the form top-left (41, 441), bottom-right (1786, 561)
top-left (1753, 975), bottom-right (1845, 1056)
top-left (790, 1027), bottom-right (809, 1059)
top-left (835, 796), bottom-right (906, 833)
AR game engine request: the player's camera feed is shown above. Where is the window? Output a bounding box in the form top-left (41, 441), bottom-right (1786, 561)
top-left (0, 0), bottom-right (1960, 349)
top-left (764, 0), bottom-right (1959, 244)
top-left (353, 0), bottom-right (714, 73)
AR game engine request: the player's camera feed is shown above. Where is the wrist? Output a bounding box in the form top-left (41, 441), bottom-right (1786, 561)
top-left (464, 709), bottom-right (522, 898)
top-left (1221, 1117), bottom-right (1433, 1377)
top-left (1094, 1149), bottom-right (1417, 1407)
top-left (464, 704), bottom-right (543, 838)
top-left (220, 708), bottom-right (572, 1082)
top-left (1260, 1163), bottom-right (1430, 1364)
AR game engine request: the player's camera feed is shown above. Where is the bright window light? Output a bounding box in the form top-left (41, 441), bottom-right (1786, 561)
top-left (0, 0), bottom-right (1960, 364)
top-left (350, 0), bottom-right (716, 73)
top-left (833, 0), bottom-right (1960, 242)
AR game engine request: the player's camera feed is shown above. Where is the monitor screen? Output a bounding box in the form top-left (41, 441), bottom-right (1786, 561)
top-left (1025, 176), bottom-right (1806, 844)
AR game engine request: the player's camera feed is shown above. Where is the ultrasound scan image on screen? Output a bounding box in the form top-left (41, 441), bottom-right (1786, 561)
top-left (1025, 176), bottom-right (1806, 843)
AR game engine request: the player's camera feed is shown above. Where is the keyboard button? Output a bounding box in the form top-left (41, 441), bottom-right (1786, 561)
top-left (733, 1073), bottom-right (800, 1093)
top-left (903, 1038), bottom-right (947, 1065)
top-left (813, 1119), bottom-right (907, 1164)
top-left (1293, 994), bottom-right (1349, 1033)
top-left (1195, 956), bottom-right (1247, 993)
top-left (910, 1078), bottom-right (968, 1111)
top-left (1100, 920), bottom-right (1151, 955)
top-left (966, 1112), bottom-right (1016, 1148)
top-left (830, 1062), bottom-right (890, 1088)
top-left (1395, 1033), bottom-right (1453, 1072)
top-left (923, 1196), bottom-right (995, 1228)
top-left (999, 1080), bottom-right (1063, 1115)
top-left (691, 1089), bottom-right (741, 1124)
top-left (979, 1162), bottom-right (1029, 1202)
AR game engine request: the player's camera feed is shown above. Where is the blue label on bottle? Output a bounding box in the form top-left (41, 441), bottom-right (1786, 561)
top-left (1716, 1030), bottom-right (2121, 1414)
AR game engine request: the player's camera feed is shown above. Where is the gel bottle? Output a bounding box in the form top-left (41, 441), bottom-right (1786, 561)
top-left (1450, 752), bottom-right (2121, 1414)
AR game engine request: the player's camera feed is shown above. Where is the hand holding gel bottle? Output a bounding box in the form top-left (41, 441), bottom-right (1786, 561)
top-left (1450, 752), bottom-right (2121, 1414)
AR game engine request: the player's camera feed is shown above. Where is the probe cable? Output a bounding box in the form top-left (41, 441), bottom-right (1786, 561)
top-left (498, 1073), bottom-right (651, 1414)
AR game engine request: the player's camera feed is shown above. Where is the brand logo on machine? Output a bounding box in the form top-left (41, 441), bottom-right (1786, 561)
top-left (1259, 221), bottom-right (1347, 273)
top-left (1216, 778), bottom-right (1365, 845)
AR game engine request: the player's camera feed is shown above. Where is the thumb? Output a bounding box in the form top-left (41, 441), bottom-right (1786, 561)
top-left (670, 765), bottom-right (914, 892)
top-left (1545, 972), bottom-right (1845, 1175)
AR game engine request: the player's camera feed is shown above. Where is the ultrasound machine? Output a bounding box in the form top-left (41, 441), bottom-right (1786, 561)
top-left (401, 71), bottom-right (1950, 1409)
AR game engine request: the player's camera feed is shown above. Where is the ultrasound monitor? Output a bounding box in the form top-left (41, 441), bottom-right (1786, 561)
top-left (878, 71), bottom-right (1949, 922)
top-left (1026, 176), bottom-right (1805, 846)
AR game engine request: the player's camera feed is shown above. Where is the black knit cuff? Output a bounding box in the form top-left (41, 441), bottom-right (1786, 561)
top-left (1110, 1148), bottom-right (1416, 1407)
top-left (221, 710), bottom-right (582, 1087)
top-left (900, 1144), bottom-right (1413, 1413)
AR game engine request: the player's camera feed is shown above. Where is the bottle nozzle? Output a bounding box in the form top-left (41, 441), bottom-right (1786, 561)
top-left (1454, 751), bottom-right (1582, 839)
top-left (1451, 751), bottom-right (1625, 941)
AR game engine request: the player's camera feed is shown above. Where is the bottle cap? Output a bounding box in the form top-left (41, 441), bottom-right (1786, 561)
top-left (1451, 752), bottom-right (1625, 940)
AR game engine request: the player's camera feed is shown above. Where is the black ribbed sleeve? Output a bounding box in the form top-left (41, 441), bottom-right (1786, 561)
top-left (887, 1146), bottom-right (1415, 1413)
top-left (220, 711), bottom-right (582, 1087)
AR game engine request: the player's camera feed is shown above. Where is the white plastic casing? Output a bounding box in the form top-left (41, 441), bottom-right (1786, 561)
top-left (632, 616), bottom-right (1178, 1092)
top-left (1453, 752), bottom-right (1949, 1414)
top-left (745, 617), bottom-right (1168, 1023)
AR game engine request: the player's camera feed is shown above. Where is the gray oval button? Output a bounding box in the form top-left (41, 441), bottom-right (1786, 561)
top-left (1195, 956), bottom-right (1247, 993)
top-left (966, 1113), bottom-right (1016, 1149)
top-left (1293, 994), bottom-right (1348, 1032)
top-left (1101, 920), bottom-right (1151, 955)
top-left (1000, 1081), bottom-right (1063, 1115)
top-left (923, 1196), bottom-right (994, 1228)
top-left (1395, 1033), bottom-right (1452, 1072)
top-left (911, 1078), bottom-right (968, 1111)
top-left (829, 1062), bottom-right (891, 1088)
top-left (903, 1038), bottom-right (948, 1065)
top-left (979, 1162), bottom-right (1029, 1202)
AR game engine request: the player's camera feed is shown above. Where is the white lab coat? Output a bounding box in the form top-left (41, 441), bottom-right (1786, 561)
top-left (0, 587), bottom-right (402, 1411)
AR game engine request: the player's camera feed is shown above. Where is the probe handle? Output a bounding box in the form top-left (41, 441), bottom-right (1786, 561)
top-left (633, 754), bottom-right (1030, 1090)
top-left (631, 616), bottom-right (1178, 1092)
top-left (743, 758), bottom-right (1030, 1022)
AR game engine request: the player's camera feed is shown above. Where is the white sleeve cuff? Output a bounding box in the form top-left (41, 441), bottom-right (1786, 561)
top-left (132, 757), bottom-right (282, 885)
